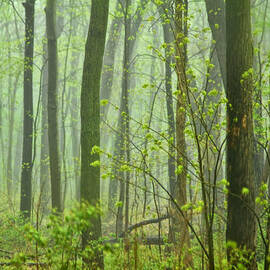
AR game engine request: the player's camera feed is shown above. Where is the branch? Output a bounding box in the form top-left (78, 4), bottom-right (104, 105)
top-left (119, 214), bottom-right (169, 237)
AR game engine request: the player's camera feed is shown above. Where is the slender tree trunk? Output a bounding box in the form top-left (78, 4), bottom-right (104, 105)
top-left (201, 45), bottom-right (223, 270)
top-left (70, 51), bottom-right (80, 201)
top-left (205, 0), bottom-right (226, 88)
top-left (0, 81), bottom-right (4, 192)
top-left (108, 0), bottom-right (148, 210)
top-left (142, 35), bottom-right (158, 218)
top-left (40, 37), bottom-right (50, 215)
top-left (226, 1), bottom-right (256, 268)
top-left (162, 23), bottom-right (176, 201)
top-left (116, 0), bottom-right (131, 237)
top-left (13, 112), bottom-right (23, 194)
top-left (60, 12), bottom-right (73, 209)
top-left (46, 0), bottom-right (62, 212)
top-left (20, 0), bottom-right (35, 219)
top-left (173, 0), bottom-right (193, 267)
top-left (80, 0), bottom-right (109, 268)
top-left (7, 72), bottom-right (20, 204)
top-left (100, 0), bottom-right (123, 120)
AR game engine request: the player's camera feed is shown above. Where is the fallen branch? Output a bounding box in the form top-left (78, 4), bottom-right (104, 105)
top-left (104, 214), bottom-right (170, 245)
top-left (119, 214), bottom-right (169, 237)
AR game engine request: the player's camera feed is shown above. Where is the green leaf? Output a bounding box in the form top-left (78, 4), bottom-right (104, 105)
top-left (91, 145), bottom-right (101, 154)
top-left (100, 99), bottom-right (109, 106)
top-left (90, 160), bottom-right (100, 167)
top-left (241, 187), bottom-right (249, 195)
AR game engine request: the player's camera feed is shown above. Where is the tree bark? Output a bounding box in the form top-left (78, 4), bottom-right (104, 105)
top-left (161, 12), bottom-right (176, 204)
top-left (115, 0), bottom-right (132, 238)
top-left (46, 0), bottom-right (62, 213)
top-left (70, 51), bottom-right (80, 201)
top-left (174, 0), bottom-right (193, 267)
top-left (40, 37), bottom-right (50, 215)
top-left (20, 0), bottom-right (35, 219)
top-left (226, 1), bottom-right (256, 268)
top-left (80, 0), bottom-right (109, 268)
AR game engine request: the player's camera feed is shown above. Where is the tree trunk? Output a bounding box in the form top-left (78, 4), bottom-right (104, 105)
top-left (40, 37), bottom-right (50, 215)
top-left (80, 0), bottom-right (109, 268)
top-left (0, 81), bottom-right (4, 193)
top-left (13, 113), bottom-right (23, 195)
top-left (226, 1), bottom-right (256, 268)
top-left (7, 72), bottom-right (20, 204)
top-left (100, 0), bottom-right (123, 120)
top-left (46, 0), bottom-right (62, 213)
top-left (161, 7), bottom-right (176, 207)
top-left (115, 0), bottom-right (132, 238)
top-left (70, 51), bottom-right (80, 201)
top-left (20, 0), bottom-right (35, 219)
top-left (107, 0), bottom-right (148, 211)
top-left (205, 0), bottom-right (226, 88)
top-left (174, 0), bottom-right (193, 267)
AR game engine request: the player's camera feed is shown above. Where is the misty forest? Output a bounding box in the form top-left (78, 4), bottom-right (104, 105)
top-left (0, 0), bottom-right (270, 269)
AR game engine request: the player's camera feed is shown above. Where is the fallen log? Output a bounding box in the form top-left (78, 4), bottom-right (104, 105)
top-left (104, 214), bottom-right (170, 245)
top-left (119, 214), bottom-right (170, 238)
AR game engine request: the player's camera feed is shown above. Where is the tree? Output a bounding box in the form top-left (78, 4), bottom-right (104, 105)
top-left (108, 0), bottom-right (149, 213)
top-left (173, 0), bottom-right (193, 267)
top-left (226, 0), bottom-right (256, 268)
top-left (80, 0), bottom-right (109, 268)
top-left (100, 0), bottom-right (123, 121)
top-left (115, 0), bottom-right (132, 238)
top-left (161, 7), bottom-right (176, 214)
top-left (45, 0), bottom-right (62, 212)
top-left (40, 37), bottom-right (50, 215)
top-left (20, 0), bottom-right (35, 219)
top-left (205, 0), bottom-right (226, 88)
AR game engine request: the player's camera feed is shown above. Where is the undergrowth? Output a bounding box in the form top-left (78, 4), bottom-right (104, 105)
top-left (0, 204), bottom-right (265, 269)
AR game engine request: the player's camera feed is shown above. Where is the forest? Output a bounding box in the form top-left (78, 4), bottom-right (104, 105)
top-left (0, 0), bottom-right (269, 269)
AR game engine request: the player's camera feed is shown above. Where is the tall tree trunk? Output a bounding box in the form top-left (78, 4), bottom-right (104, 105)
top-left (173, 0), bottom-right (193, 267)
top-left (13, 113), bottom-right (23, 195)
top-left (7, 72), bottom-right (20, 205)
top-left (162, 22), bottom-right (176, 203)
top-left (0, 81), bottom-right (4, 193)
top-left (80, 0), bottom-right (109, 268)
top-left (70, 51), bottom-right (80, 201)
top-left (226, 1), bottom-right (256, 268)
top-left (40, 37), bottom-right (50, 215)
top-left (60, 11), bottom-right (73, 209)
top-left (115, 0), bottom-right (132, 237)
top-left (142, 29), bottom-right (159, 218)
top-left (65, 0), bottom-right (81, 202)
top-left (46, 0), bottom-right (62, 212)
top-left (201, 45), bottom-right (223, 270)
top-left (20, 0), bottom-right (35, 219)
top-left (100, 0), bottom-right (123, 120)
top-left (107, 0), bottom-right (148, 211)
